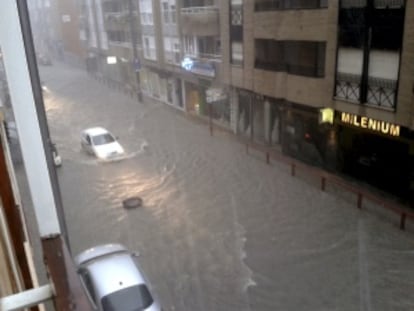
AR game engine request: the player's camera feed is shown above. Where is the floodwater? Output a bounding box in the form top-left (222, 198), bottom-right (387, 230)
top-left (37, 63), bottom-right (414, 311)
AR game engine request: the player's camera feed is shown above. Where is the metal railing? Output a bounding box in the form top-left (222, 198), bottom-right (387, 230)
top-left (187, 114), bottom-right (414, 232)
top-left (181, 6), bottom-right (219, 14)
top-left (184, 51), bottom-right (222, 61)
top-left (242, 139), bottom-right (414, 231)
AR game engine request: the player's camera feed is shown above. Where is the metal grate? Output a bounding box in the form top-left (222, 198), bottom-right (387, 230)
top-left (335, 73), bottom-right (361, 102)
top-left (367, 77), bottom-right (397, 108)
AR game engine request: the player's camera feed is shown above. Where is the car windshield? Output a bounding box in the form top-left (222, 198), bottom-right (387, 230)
top-left (101, 284), bottom-right (153, 311)
top-left (92, 133), bottom-right (115, 146)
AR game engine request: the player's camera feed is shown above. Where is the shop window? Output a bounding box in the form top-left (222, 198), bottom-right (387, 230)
top-left (237, 93), bottom-right (252, 137)
top-left (269, 101), bottom-right (281, 146)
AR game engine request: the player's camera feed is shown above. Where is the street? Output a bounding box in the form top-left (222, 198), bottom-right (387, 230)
top-left (39, 63), bottom-right (414, 311)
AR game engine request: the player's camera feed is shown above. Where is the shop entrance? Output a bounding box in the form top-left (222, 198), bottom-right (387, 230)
top-left (338, 126), bottom-right (410, 198)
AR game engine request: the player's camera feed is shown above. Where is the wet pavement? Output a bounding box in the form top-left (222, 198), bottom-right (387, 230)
top-left (37, 63), bottom-right (414, 311)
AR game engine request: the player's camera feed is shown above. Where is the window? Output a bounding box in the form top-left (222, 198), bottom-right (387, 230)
top-left (170, 5), bottom-right (176, 23)
top-left (161, 0), bottom-right (176, 25)
top-left (79, 270), bottom-right (97, 305)
top-left (103, 1), bottom-right (122, 13)
top-left (144, 37), bottom-right (150, 58)
top-left (230, 0), bottom-right (243, 65)
top-left (164, 37), bottom-right (181, 65)
top-left (143, 36), bottom-right (157, 60)
top-left (101, 285), bottom-right (154, 311)
top-left (107, 30), bottom-right (128, 43)
top-left (255, 40), bottom-right (326, 77)
top-left (183, 36), bottom-right (195, 56)
top-left (231, 42), bottom-right (243, 64)
top-left (139, 0), bottom-right (153, 25)
top-left (162, 3), bottom-right (170, 23)
top-left (335, 0), bottom-right (405, 108)
top-left (255, 0), bottom-right (327, 11)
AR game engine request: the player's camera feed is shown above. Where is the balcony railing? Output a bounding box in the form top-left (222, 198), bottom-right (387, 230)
top-left (367, 77), bottom-right (397, 109)
top-left (335, 73), bottom-right (397, 109)
top-left (181, 6), bottom-right (218, 14)
top-left (184, 51), bottom-right (221, 61)
top-left (335, 73), bottom-right (361, 103)
top-left (108, 40), bottom-right (131, 48)
top-left (165, 50), bottom-right (181, 65)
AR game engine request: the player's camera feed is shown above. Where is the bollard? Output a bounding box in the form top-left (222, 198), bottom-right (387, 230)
top-left (291, 163), bottom-right (295, 176)
top-left (400, 213), bottom-right (406, 230)
top-left (357, 193), bottom-right (363, 209)
top-left (321, 177), bottom-right (326, 191)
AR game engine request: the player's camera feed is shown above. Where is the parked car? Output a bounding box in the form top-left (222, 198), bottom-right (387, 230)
top-left (81, 127), bottom-right (124, 160)
top-left (37, 53), bottom-right (52, 66)
top-left (41, 81), bottom-right (49, 93)
top-left (51, 143), bottom-right (62, 167)
top-left (75, 244), bottom-right (162, 311)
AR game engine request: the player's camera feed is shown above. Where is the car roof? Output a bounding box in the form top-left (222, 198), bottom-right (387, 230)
top-left (86, 252), bottom-right (146, 299)
top-left (75, 244), bottom-right (127, 266)
top-left (82, 127), bottom-right (109, 136)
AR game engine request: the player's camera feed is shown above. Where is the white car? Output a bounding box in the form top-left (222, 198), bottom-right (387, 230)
top-left (81, 127), bottom-right (124, 160)
top-left (75, 244), bottom-right (163, 311)
top-left (51, 143), bottom-right (62, 167)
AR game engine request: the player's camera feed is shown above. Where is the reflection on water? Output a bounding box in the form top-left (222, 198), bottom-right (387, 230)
top-left (95, 164), bottom-right (176, 213)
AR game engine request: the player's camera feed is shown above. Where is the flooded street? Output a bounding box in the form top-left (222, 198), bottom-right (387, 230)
top-left (40, 63), bottom-right (414, 311)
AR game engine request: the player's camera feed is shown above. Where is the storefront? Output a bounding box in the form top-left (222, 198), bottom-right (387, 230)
top-left (207, 87), bottom-right (231, 127)
top-left (282, 103), bottom-right (329, 167)
top-left (184, 80), bottom-right (209, 117)
top-left (140, 67), bottom-right (168, 102)
top-left (166, 77), bottom-right (184, 110)
top-left (237, 90), bottom-right (252, 138)
top-left (336, 111), bottom-right (414, 199)
top-left (236, 90), bottom-right (283, 146)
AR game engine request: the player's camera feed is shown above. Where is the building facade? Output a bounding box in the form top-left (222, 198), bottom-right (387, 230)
top-left (81, 0), bottom-right (414, 201)
top-left (29, 0), bottom-right (86, 64)
top-left (136, 0), bottom-right (230, 125)
top-left (222, 0), bottom-right (414, 200)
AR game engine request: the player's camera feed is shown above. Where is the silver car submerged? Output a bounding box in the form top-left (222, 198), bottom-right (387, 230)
top-left (75, 244), bottom-right (162, 311)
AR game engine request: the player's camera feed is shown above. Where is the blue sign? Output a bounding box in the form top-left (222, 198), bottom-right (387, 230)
top-left (181, 57), bottom-right (194, 71)
top-left (192, 61), bottom-right (215, 78)
top-left (133, 58), bottom-right (141, 72)
top-left (181, 56), bottom-right (215, 78)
